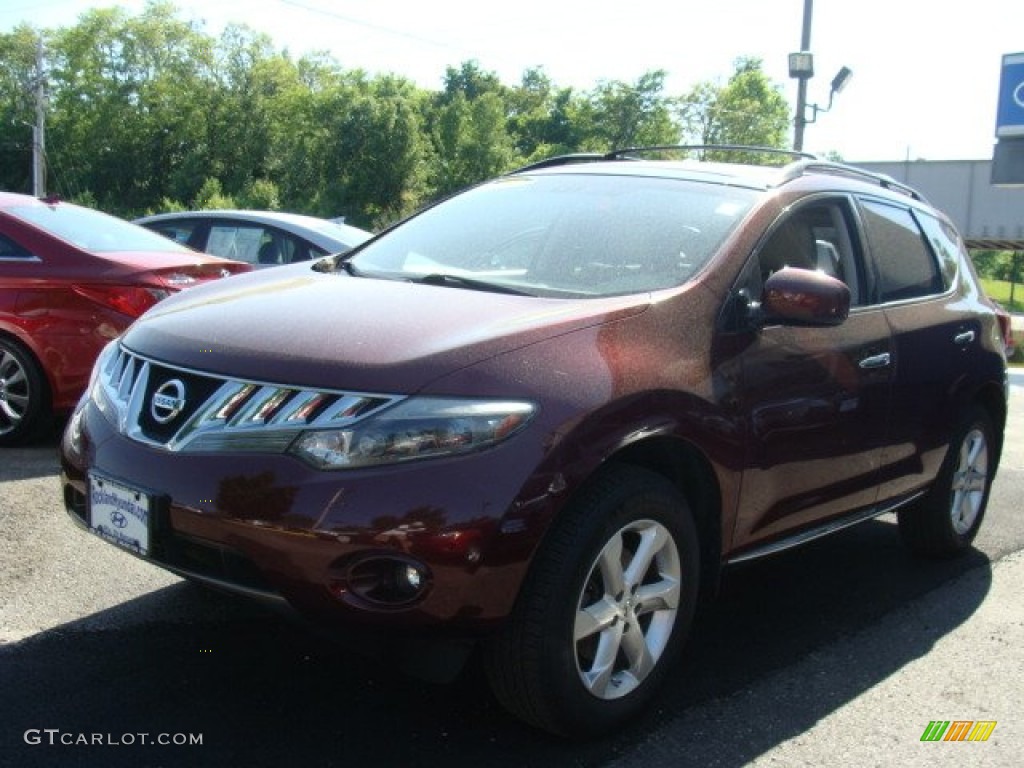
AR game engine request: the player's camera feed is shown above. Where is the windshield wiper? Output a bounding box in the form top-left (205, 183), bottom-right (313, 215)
top-left (412, 273), bottom-right (533, 296)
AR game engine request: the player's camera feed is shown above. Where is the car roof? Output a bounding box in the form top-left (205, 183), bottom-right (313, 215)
top-left (0, 191), bottom-right (64, 208)
top-left (512, 146), bottom-right (927, 203)
top-left (135, 209), bottom-right (373, 250)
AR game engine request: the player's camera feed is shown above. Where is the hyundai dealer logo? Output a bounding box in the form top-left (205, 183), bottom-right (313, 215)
top-left (110, 510), bottom-right (128, 529)
top-left (151, 379), bottom-right (187, 424)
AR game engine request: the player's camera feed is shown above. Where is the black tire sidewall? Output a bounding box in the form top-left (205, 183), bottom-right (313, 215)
top-left (526, 466), bottom-right (700, 734)
top-left (899, 405), bottom-right (994, 556)
top-left (0, 338), bottom-right (47, 446)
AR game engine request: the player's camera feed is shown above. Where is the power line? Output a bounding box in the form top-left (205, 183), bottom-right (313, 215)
top-left (276, 0), bottom-right (463, 52)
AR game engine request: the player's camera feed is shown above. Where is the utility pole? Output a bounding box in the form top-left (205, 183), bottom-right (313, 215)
top-left (32, 36), bottom-right (46, 198)
top-left (792, 0), bottom-right (814, 152)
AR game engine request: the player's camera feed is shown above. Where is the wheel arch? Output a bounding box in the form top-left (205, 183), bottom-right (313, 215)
top-left (973, 380), bottom-right (1007, 473)
top-left (605, 435), bottom-right (723, 596)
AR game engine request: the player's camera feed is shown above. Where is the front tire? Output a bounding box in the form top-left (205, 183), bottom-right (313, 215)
top-left (484, 465), bottom-right (700, 736)
top-left (898, 405), bottom-right (994, 558)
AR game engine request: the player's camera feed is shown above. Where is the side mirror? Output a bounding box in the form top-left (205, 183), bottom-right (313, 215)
top-left (762, 267), bottom-right (850, 327)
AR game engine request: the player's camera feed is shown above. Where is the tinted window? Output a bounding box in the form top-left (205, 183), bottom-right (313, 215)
top-left (350, 174), bottom-right (756, 298)
top-left (0, 232), bottom-right (32, 259)
top-left (148, 220), bottom-right (203, 249)
top-left (913, 210), bottom-right (962, 290)
top-left (860, 199), bottom-right (942, 302)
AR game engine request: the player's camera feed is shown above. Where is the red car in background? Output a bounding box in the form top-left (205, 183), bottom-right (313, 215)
top-left (0, 192), bottom-right (250, 445)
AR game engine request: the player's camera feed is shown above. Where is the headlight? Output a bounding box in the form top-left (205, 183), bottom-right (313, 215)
top-left (88, 340), bottom-right (120, 421)
top-left (288, 397), bottom-right (536, 470)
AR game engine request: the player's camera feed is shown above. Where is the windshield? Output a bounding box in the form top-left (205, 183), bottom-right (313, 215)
top-left (348, 173), bottom-right (756, 298)
top-left (9, 202), bottom-right (195, 254)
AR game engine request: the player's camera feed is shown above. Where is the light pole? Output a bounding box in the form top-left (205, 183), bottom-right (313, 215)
top-left (31, 36), bottom-right (46, 197)
top-left (789, 0), bottom-right (852, 153)
top-left (791, 0), bottom-right (814, 152)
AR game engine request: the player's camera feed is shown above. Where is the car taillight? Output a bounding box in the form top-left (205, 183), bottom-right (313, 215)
top-left (996, 313), bottom-right (1012, 346)
top-left (72, 285), bottom-right (171, 318)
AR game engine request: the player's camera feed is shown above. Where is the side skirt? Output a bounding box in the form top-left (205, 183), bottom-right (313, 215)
top-left (725, 491), bottom-right (925, 565)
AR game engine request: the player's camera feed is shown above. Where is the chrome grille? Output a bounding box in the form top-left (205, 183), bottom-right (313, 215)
top-left (94, 344), bottom-right (403, 452)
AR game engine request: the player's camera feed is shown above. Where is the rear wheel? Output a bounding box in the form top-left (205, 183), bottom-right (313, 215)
top-left (898, 405), bottom-right (994, 558)
top-left (0, 338), bottom-right (49, 446)
top-left (484, 465), bottom-right (700, 735)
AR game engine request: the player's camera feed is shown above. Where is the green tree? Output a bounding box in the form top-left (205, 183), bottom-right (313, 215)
top-left (0, 25), bottom-right (41, 193)
top-left (429, 61), bottom-right (517, 197)
top-left (193, 176), bottom-right (235, 209)
top-left (576, 70), bottom-right (680, 151)
top-left (312, 74), bottom-right (430, 227)
top-left (507, 67), bottom-right (582, 161)
top-left (679, 57), bottom-right (790, 163)
top-left (45, 2), bottom-right (218, 213)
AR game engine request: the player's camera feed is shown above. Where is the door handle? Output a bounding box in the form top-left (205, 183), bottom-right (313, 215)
top-left (954, 330), bottom-right (976, 346)
top-left (859, 352), bottom-right (891, 370)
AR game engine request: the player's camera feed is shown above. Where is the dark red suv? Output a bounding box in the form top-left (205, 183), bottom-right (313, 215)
top-left (59, 148), bottom-right (1008, 735)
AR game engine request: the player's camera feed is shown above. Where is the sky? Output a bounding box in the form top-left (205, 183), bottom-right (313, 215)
top-left (2, 0), bottom-right (1023, 162)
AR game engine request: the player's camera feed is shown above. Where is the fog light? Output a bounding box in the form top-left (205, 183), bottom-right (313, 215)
top-left (336, 555), bottom-right (432, 609)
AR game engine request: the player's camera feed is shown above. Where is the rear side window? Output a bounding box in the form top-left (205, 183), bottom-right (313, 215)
top-left (860, 199), bottom-right (943, 303)
top-left (914, 210), bottom-right (962, 290)
top-left (148, 220), bottom-right (203, 249)
top-left (0, 232), bottom-right (33, 259)
top-left (207, 223), bottom-right (311, 266)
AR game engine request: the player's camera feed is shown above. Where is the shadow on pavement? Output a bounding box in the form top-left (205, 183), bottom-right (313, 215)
top-left (0, 517), bottom-right (991, 768)
top-left (0, 419), bottom-right (66, 482)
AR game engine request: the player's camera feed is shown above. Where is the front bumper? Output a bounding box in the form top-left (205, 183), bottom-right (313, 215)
top-left (59, 397), bottom-right (559, 630)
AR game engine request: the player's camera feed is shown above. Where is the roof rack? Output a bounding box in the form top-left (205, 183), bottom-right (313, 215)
top-left (509, 145), bottom-right (928, 202)
top-left (607, 144), bottom-right (819, 162)
top-left (783, 160), bottom-right (927, 202)
top-left (510, 153), bottom-right (609, 173)
top-left (510, 145), bottom-right (819, 174)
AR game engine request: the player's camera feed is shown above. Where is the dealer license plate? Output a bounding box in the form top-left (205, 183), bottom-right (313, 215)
top-left (88, 474), bottom-right (151, 556)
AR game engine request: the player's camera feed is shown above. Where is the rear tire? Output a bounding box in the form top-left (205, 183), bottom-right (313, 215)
top-left (484, 465), bottom-right (700, 736)
top-left (898, 405), bottom-right (994, 558)
top-left (0, 338), bottom-right (49, 446)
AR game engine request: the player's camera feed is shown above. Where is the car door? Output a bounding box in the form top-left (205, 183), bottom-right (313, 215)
top-left (725, 197), bottom-right (894, 554)
top-left (857, 198), bottom-right (985, 502)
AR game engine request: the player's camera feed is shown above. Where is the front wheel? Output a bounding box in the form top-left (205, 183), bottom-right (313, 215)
top-left (484, 465), bottom-right (700, 735)
top-left (898, 405), bottom-right (995, 558)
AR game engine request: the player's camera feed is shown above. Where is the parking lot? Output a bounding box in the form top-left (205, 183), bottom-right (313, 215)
top-left (1, 374), bottom-right (1022, 767)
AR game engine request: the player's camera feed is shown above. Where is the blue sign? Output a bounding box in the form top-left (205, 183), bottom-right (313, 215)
top-left (996, 52), bottom-right (1024, 137)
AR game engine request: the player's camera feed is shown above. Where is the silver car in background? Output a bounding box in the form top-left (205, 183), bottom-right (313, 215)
top-left (136, 210), bottom-right (372, 268)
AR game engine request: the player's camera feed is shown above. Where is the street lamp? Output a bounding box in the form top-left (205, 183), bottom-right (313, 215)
top-left (791, 52), bottom-right (852, 151)
top-left (789, 0), bottom-right (852, 152)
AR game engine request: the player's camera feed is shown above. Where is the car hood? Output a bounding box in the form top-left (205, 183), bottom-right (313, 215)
top-left (121, 264), bottom-right (651, 393)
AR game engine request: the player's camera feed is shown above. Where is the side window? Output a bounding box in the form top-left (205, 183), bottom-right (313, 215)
top-left (913, 210), bottom-right (962, 290)
top-left (859, 199), bottom-right (943, 303)
top-left (206, 224), bottom-right (267, 264)
top-left (273, 231), bottom-right (314, 264)
top-left (148, 220), bottom-right (201, 249)
top-left (756, 199), bottom-right (864, 306)
top-left (0, 232), bottom-right (33, 259)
